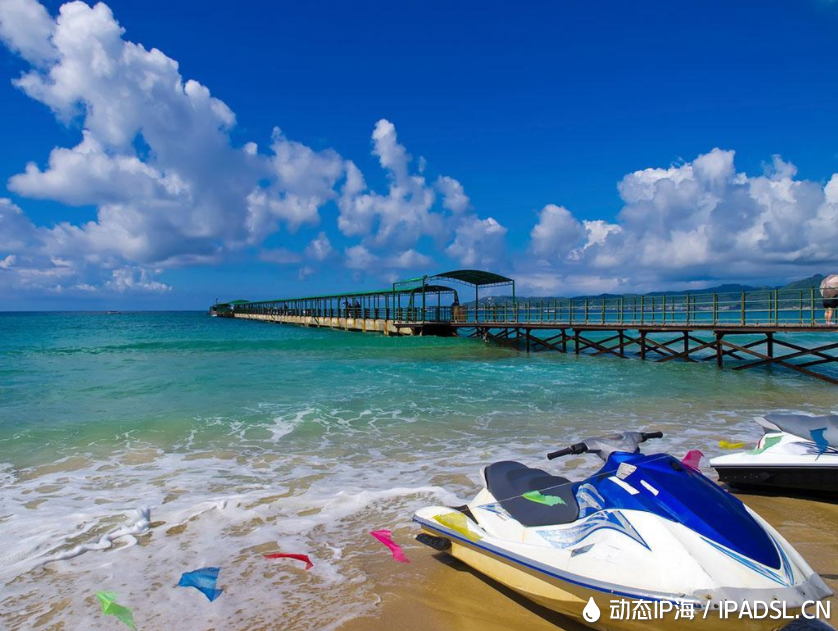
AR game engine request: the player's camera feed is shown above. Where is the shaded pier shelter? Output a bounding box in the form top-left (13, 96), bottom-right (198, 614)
top-left (393, 270), bottom-right (514, 321)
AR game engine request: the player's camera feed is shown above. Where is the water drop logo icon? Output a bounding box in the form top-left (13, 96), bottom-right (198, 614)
top-left (583, 596), bottom-right (601, 622)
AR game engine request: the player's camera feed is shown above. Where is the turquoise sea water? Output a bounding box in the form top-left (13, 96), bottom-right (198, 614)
top-left (1, 312), bottom-right (837, 629)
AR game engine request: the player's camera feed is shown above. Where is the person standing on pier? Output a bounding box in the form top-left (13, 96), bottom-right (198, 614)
top-left (821, 274), bottom-right (838, 325)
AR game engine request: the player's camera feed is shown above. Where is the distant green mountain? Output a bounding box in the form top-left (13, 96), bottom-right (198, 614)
top-left (645, 283), bottom-right (761, 297)
top-left (781, 274), bottom-right (824, 291)
top-left (466, 274), bottom-right (828, 305)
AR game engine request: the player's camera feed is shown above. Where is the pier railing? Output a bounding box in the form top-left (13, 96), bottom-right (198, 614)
top-left (233, 305), bottom-right (455, 322)
top-left (231, 287), bottom-right (831, 327)
top-left (463, 288), bottom-right (829, 327)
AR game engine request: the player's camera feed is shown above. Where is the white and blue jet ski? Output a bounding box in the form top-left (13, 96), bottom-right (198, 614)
top-left (414, 431), bottom-right (831, 630)
top-left (711, 414), bottom-right (838, 497)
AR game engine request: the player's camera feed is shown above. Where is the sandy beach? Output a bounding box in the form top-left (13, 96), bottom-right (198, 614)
top-left (340, 493), bottom-right (837, 631)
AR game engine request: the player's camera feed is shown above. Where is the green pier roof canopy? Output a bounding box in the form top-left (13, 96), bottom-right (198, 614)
top-left (395, 269), bottom-right (514, 291)
top-left (431, 270), bottom-right (513, 287)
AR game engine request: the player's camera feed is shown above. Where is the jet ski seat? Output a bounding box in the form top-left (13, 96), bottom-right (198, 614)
top-left (485, 461), bottom-right (579, 527)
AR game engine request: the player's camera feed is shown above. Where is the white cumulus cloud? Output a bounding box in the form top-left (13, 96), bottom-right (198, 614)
top-left (345, 244), bottom-right (378, 270)
top-left (0, 0), bottom-right (56, 65)
top-left (338, 119), bottom-right (442, 247)
top-left (304, 231), bottom-right (333, 262)
top-left (385, 249), bottom-right (432, 269)
top-left (521, 147), bottom-right (838, 293)
top-left (446, 216), bottom-right (507, 268)
top-left (0, 0), bottom-right (347, 295)
top-left (337, 119), bottom-right (508, 275)
top-left (530, 204), bottom-right (587, 259)
top-left (435, 175), bottom-right (470, 213)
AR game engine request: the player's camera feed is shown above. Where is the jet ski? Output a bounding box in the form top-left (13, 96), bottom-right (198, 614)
top-left (414, 431), bottom-right (831, 630)
top-left (711, 414), bottom-right (838, 497)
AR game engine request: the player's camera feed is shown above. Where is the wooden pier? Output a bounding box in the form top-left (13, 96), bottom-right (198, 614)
top-left (211, 270), bottom-right (838, 385)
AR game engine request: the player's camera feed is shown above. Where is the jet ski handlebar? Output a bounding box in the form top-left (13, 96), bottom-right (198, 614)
top-left (547, 443), bottom-right (588, 460)
top-left (547, 431), bottom-right (663, 460)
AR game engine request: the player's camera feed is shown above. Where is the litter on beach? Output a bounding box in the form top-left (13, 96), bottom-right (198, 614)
top-left (177, 567), bottom-right (223, 602)
top-left (681, 449), bottom-right (703, 470)
top-left (370, 530), bottom-right (410, 563)
top-left (96, 591), bottom-right (136, 629)
top-left (264, 552), bottom-right (313, 570)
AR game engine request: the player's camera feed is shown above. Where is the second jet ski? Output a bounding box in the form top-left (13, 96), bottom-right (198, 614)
top-left (711, 413), bottom-right (838, 497)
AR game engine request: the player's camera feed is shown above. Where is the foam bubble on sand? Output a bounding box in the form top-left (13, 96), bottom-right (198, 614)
top-left (42, 507), bottom-right (151, 564)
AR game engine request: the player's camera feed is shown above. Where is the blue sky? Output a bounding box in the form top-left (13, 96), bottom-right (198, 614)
top-left (2, 0), bottom-right (838, 309)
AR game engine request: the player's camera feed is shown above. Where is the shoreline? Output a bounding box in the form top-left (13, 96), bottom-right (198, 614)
top-left (339, 492), bottom-right (837, 631)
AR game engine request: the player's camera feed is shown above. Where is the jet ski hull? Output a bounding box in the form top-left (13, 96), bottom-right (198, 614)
top-left (714, 464), bottom-right (838, 496)
top-left (711, 420), bottom-right (838, 497)
top-left (416, 516), bottom-right (807, 631)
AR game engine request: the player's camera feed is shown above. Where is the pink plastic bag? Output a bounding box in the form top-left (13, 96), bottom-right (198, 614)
top-left (370, 530), bottom-right (410, 563)
top-left (681, 449), bottom-right (703, 470)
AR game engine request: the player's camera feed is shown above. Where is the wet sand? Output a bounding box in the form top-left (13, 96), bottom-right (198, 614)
top-left (340, 493), bottom-right (837, 631)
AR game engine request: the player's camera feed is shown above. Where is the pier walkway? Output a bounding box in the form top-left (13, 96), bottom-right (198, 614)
top-left (211, 270), bottom-right (838, 385)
